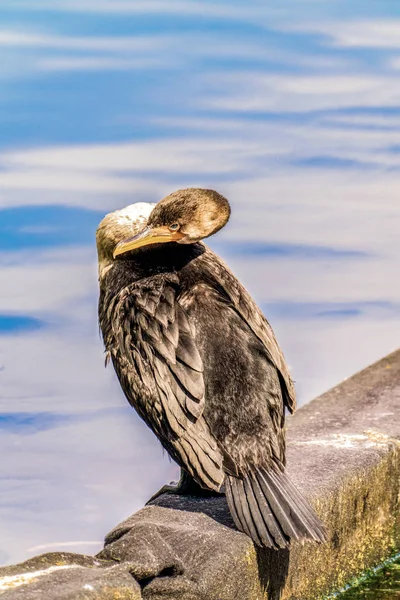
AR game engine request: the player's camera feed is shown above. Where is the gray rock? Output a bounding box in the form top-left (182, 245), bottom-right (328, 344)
top-left (0, 553), bottom-right (141, 599)
top-left (98, 497), bottom-right (266, 600)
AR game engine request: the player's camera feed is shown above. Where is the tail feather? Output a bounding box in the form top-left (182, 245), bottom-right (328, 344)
top-left (225, 466), bottom-right (327, 549)
top-left (267, 469), bottom-right (326, 542)
top-left (233, 478), bottom-right (264, 546)
top-left (257, 469), bottom-right (314, 540)
top-left (224, 478), bottom-right (243, 535)
top-left (244, 476), bottom-right (283, 547)
top-left (254, 471), bottom-right (299, 541)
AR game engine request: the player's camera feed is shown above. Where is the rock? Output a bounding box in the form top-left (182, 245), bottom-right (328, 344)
top-left (0, 552), bottom-right (141, 599)
top-left (98, 497), bottom-right (265, 600)
top-left (282, 348), bottom-right (400, 600)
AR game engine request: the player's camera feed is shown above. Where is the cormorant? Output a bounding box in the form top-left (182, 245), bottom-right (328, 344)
top-left (96, 188), bottom-right (326, 549)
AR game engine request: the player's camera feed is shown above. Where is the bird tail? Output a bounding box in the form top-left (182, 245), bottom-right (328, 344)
top-left (225, 465), bottom-right (327, 549)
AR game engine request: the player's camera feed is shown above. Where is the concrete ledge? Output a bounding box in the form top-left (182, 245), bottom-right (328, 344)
top-left (1, 350), bottom-right (400, 599)
top-left (284, 348), bottom-right (400, 599)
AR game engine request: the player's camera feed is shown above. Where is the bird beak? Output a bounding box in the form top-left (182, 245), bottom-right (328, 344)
top-left (113, 225), bottom-right (184, 258)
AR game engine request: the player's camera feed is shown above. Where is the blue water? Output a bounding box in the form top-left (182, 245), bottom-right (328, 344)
top-left (1, 0), bottom-right (400, 566)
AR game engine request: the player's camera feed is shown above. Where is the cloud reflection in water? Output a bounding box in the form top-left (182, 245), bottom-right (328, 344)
top-left (0, 0), bottom-right (399, 566)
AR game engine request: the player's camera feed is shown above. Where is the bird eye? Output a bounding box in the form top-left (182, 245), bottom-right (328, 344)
top-left (169, 223), bottom-right (180, 231)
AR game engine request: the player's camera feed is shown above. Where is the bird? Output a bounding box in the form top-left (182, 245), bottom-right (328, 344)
top-left (96, 188), bottom-right (326, 549)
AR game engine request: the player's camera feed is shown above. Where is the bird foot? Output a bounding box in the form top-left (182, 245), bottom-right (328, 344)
top-left (146, 481), bottom-right (182, 505)
top-left (146, 470), bottom-right (224, 505)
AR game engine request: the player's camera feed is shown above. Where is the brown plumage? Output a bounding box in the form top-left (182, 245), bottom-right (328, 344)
top-left (97, 188), bottom-right (326, 549)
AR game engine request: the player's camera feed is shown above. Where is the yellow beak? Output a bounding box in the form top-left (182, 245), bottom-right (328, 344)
top-left (113, 225), bottom-right (184, 258)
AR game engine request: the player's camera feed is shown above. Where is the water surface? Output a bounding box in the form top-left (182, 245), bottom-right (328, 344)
top-left (1, 0), bottom-right (400, 565)
top-left (340, 559), bottom-right (400, 600)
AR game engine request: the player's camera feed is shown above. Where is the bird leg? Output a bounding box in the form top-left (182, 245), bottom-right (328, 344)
top-left (146, 469), bottom-right (223, 504)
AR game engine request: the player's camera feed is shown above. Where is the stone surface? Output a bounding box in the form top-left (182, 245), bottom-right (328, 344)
top-left (283, 348), bottom-right (400, 600)
top-left (1, 350), bottom-right (399, 599)
top-left (98, 498), bottom-right (263, 600)
top-left (0, 553), bottom-right (142, 599)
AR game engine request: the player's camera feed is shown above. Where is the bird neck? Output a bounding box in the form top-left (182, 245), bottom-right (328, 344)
top-left (99, 241), bottom-right (205, 289)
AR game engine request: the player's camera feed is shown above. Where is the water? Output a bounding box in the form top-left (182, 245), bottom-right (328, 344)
top-left (1, 0), bottom-right (400, 566)
top-left (339, 559), bottom-right (400, 600)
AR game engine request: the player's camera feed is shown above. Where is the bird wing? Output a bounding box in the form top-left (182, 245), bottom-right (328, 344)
top-left (100, 270), bottom-right (223, 490)
top-left (196, 246), bottom-right (296, 413)
top-left (104, 272), bottom-right (206, 436)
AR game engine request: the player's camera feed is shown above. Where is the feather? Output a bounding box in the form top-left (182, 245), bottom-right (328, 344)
top-left (175, 331), bottom-right (203, 372)
top-left (225, 468), bottom-right (326, 548)
top-left (170, 361), bottom-right (205, 401)
top-left (100, 270), bottom-right (220, 488)
top-left (198, 247), bottom-right (296, 413)
top-left (163, 317), bottom-right (179, 348)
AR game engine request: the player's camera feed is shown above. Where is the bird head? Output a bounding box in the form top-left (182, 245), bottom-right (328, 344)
top-left (96, 202), bottom-right (155, 279)
top-left (112, 188), bottom-right (230, 258)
